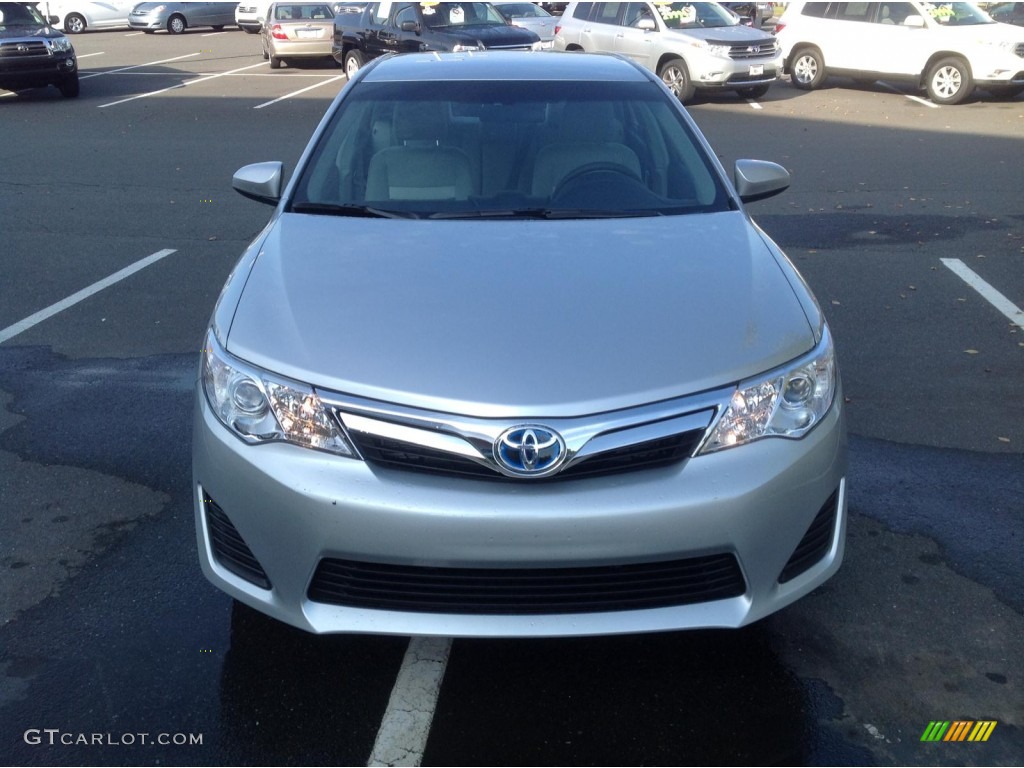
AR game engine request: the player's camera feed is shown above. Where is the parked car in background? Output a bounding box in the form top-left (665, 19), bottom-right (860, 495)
top-left (235, 1), bottom-right (270, 33)
top-left (197, 50), bottom-right (847, 637)
top-left (40, 0), bottom-right (133, 32)
top-left (776, 1), bottom-right (1024, 104)
top-left (492, 0), bottom-right (557, 46)
top-left (261, 1), bottom-right (337, 67)
top-left (332, 2), bottom-right (541, 79)
top-left (721, 2), bottom-right (775, 27)
top-left (0, 0), bottom-right (78, 96)
top-left (988, 1), bottom-right (1024, 25)
top-left (128, 1), bottom-right (240, 34)
top-left (553, 1), bottom-right (782, 102)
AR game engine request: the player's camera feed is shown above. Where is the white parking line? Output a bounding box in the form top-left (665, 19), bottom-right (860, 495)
top-left (98, 62), bottom-right (266, 107)
top-left (942, 258), bottom-right (1024, 329)
top-left (201, 31), bottom-right (228, 36)
top-left (747, 100), bottom-right (763, 110)
top-left (367, 636), bottom-right (451, 768)
top-left (76, 52), bottom-right (106, 59)
top-left (0, 249), bottom-right (177, 345)
top-left (878, 81), bottom-right (939, 108)
top-left (124, 31), bottom-right (145, 36)
top-left (80, 52), bottom-right (200, 80)
top-left (253, 74), bottom-right (345, 109)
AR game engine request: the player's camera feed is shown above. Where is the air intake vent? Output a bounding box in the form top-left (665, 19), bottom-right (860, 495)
top-left (778, 490), bottom-right (839, 584)
top-left (205, 497), bottom-right (271, 589)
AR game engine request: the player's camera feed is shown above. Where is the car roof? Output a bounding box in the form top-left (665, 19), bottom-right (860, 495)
top-left (360, 51), bottom-right (652, 83)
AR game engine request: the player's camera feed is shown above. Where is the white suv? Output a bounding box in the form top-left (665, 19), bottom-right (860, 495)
top-left (775, 1), bottom-right (1024, 104)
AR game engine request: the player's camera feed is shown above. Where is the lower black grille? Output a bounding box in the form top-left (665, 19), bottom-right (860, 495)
top-left (778, 490), bottom-right (839, 583)
top-left (348, 429), bottom-right (703, 481)
top-left (205, 497), bottom-right (272, 589)
top-left (307, 553), bottom-right (746, 614)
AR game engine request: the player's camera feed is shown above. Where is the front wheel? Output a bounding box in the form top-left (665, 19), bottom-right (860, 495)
top-left (167, 14), bottom-right (186, 34)
top-left (658, 58), bottom-right (695, 103)
top-left (64, 13), bottom-right (86, 33)
top-left (58, 74), bottom-right (80, 98)
top-left (926, 57), bottom-right (972, 105)
top-left (737, 83), bottom-right (770, 100)
top-left (344, 49), bottom-right (365, 79)
top-left (790, 46), bottom-right (826, 90)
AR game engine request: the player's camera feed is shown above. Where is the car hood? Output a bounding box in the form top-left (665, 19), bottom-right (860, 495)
top-left (435, 23), bottom-right (539, 46)
top-left (225, 213), bottom-right (815, 416)
top-left (0, 25), bottom-right (63, 39)
top-left (667, 24), bottom-right (774, 44)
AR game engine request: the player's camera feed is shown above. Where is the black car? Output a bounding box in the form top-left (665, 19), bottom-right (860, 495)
top-left (0, 1), bottom-right (78, 98)
top-left (334, 1), bottom-right (540, 77)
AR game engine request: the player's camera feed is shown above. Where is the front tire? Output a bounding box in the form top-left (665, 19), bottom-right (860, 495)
top-left (167, 14), bottom-right (186, 34)
top-left (64, 13), bottom-right (86, 33)
top-left (658, 57), bottom-right (696, 103)
top-left (344, 49), bottom-right (365, 79)
top-left (790, 46), bottom-right (826, 90)
top-left (58, 74), bottom-right (80, 98)
top-left (926, 56), bottom-right (972, 105)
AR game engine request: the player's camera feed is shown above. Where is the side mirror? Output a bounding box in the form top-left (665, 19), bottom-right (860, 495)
top-left (637, 17), bottom-right (656, 31)
top-left (233, 161), bottom-right (284, 205)
top-left (48, 14), bottom-right (60, 25)
top-left (734, 159), bottom-right (790, 203)
top-left (400, 20), bottom-right (419, 32)
top-left (903, 15), bottom-right (925, 27)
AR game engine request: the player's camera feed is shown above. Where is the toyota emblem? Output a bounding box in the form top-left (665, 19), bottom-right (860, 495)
top-left (494, 425), bottom-right (566, 477)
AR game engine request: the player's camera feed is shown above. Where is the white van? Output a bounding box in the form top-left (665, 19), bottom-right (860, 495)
top-left (39, 0), bottom-right (135, 33)
top-left (775, 1), bottom-right (1024, 104)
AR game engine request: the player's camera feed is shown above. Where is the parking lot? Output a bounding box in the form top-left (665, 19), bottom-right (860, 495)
top-left (1, 26), bottom-right (1022, 766)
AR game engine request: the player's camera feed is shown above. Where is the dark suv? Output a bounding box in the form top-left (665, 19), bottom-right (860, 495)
top-left (0, 1), bottom-right (79, 98)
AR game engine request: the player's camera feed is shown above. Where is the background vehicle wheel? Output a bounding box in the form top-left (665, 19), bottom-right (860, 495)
top-left (244, 26), bottom-right (258, 34)
top-left (64, 13), bottom-right (86, 33)
top-left (167, 14), bottom-right (186, 34)
top-left (58, 75), bottom-right (79, 98)
top-left (212, 25), bottom-right (225, 31)
top-left (658, 58), bottom-right (695, 103)
top-left (926, 56), bottom-right (972, 105)
top-left (737, 83), bottom-right (770, 99)
top-left (984, 84), bottom-right (1022, 100)
top-left (269, 54), bottom-right (282, 69)
top-left (262, 44), bottom-right (269, 60)
top-left (790, 46), bottom-right (825, 90)
top-left (344, 49), bottom-right (365, 78)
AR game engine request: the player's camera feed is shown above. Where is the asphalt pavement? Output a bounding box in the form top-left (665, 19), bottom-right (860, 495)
top-left (0, 29), bottom-right (1021, 766)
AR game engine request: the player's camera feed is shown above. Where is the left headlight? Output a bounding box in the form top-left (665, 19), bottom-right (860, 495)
top-left (48, 37), bottom-right (73, 52)
top-left (201, 329), bottom-right (357, 457)
top-left (699, 327), bottom-right (837, 454)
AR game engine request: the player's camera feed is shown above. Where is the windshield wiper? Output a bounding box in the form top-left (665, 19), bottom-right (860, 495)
top-left (290, 202), bottom-right (417, 219)
top-left (429, 208), bottom-right (664, 220)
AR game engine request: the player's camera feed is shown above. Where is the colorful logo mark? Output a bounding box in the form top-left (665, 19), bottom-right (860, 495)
top-left (921, 721), bottom-right (997, 742)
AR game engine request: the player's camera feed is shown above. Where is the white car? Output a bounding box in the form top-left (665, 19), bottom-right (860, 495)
top-left (775, 1), bottom-right (1024, 104)
top-left (39, 0), bottom-right (134, 32)
top-left (235, 1), bottom-right (270, 33)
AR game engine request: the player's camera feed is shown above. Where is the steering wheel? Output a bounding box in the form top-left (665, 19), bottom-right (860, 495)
top-left (551, 162), bottom-right (644, 200)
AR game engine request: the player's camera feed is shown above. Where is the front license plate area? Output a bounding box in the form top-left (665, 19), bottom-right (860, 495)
top-left (748, 64), bottom-right (764, 76)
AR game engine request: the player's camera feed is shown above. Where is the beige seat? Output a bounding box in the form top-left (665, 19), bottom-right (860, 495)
top-left (530, 102), bottom-right (642, 197)
top-left (365, 102), bottom-right (474, 202)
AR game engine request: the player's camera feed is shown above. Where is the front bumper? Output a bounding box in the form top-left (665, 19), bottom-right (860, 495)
top-left (193, 387), bottom-right (847, 637)
top-left (0, 50), bottom-right (77, 89)
top-left (692, 53), bottom-right (783, 89)
top-left (128, 15), bottom-right (165, 30)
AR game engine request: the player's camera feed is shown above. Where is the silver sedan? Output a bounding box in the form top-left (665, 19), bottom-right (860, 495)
top-left (128, 1), bottom-right (240, 34)
top-left (194, 51), bottom-right (847, 637)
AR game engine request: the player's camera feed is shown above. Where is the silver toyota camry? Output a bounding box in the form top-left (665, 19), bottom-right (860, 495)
top-left (193, 51), bottom-right (847, 637)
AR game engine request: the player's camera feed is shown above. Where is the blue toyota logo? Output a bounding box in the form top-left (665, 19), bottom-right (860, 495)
top-left (494, 425), bottom-right (565, 477)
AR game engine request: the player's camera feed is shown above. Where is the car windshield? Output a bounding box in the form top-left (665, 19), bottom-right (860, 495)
top-left (0, 2), bottom-right (46, 26)
top-left (274, 3), bottom-right (334, 19)
top-left (654, 2), bottom-right (739, 29)
top-left (290, 79), bottom-right (730, 219)
top-left (419, 2), bottom-right (507, 27)
top-left (921, 2), bottom-right (993, 25)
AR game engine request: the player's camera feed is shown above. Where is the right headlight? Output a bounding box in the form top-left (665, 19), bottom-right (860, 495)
top-left (699, 327), bottom-right (837, 454)
top-left (201, 329), bottom-right (357, 458)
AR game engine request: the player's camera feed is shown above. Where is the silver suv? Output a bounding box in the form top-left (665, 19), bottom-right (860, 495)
top-left (776, 1), bottom-right (1024, 104)
top-left (552, 1), bottom-right (782, 102)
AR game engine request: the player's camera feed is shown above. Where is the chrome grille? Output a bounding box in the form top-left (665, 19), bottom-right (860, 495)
top-left (486, 44), bottom-right (535, 50)
top-left (0, 40), bottom-right (49, 57)
top-left (726, 40), bottom-right (778, 59)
